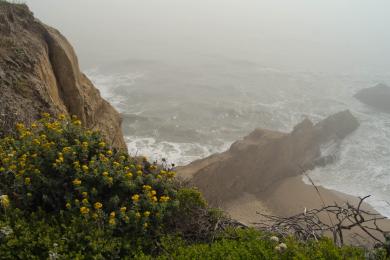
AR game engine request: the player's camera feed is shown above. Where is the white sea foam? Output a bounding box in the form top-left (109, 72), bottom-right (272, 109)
top-left (125, 136), bottom-right (231, 166)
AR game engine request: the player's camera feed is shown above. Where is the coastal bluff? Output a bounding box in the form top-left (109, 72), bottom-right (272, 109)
top-left (0, 3), bottom-right (126, 149)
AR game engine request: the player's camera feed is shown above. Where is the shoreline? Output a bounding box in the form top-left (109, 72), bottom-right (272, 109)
top-left (220, 175), bottom-right (390, 247)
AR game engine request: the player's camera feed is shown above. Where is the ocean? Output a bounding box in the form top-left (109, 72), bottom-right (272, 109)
top-left (87, 56), bottom-right (390, 218)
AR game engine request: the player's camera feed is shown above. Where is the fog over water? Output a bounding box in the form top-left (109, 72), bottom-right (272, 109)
top-left (26, 0), bottom-right (390, 216)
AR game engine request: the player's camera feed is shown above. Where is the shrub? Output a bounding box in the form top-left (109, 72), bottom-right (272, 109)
top-left (135, 229), bottom-right (367, 260)
top-left (0, 114), bottom-right (178, 237)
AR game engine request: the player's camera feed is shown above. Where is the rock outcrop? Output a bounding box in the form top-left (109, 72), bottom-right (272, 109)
top-left (355, 83), bottom-right (390, 113)
top-left (0, 3), bottom-right (126, 149)
top-left (178, 110), bottom-right (359, 206)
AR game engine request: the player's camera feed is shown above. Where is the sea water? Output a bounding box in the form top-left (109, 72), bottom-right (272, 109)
top-left (87, 57), bottom-right (390, 217)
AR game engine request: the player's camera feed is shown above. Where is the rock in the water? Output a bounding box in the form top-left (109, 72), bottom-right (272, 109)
top-left (0, 3), bottom-right (126, 150)
top-left (178, 110), bottom-right (359, 206)
top-left (354, 84), bottom-right (390, 113)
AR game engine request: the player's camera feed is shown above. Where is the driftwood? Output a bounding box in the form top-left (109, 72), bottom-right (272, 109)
top-left (254, 195), bottom-right (389, 249)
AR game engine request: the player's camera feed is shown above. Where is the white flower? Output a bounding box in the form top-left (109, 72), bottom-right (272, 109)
top-left (270, 236), bottom-right (279, 243)
top-left (275, 243), bottom-right (287, 252)
top-left (0, 226), bottom-right (13, 236)
top-left (279, 243), bottom-right (287, 250)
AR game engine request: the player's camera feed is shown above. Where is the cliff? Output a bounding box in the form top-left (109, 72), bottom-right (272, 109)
top-left (0, 3), bottom-right (126, 149)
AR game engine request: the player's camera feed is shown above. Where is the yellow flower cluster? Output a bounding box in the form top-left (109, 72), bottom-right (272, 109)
top-left (0, 195), bottom-right (10, 208)
top-left (0, 115), bottom-right (179, 233)
top-left (109, 211), bottom-right (116, 225)
top-left (159, 195), bottom-right (170, 203)
top-left (94, 202), bottom-right (103, 209)
top-left (132, 194), bottom-right (140, 203)
top-left (73, 179), bottom-right (81, 186)
top-left (80, 206), bottom-right (89, 214)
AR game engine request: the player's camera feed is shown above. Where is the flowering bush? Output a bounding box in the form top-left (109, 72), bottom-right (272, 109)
top-left (0, 114), bottom-right (178, 235)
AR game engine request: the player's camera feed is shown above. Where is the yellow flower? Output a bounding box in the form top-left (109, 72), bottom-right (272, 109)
top-left (16, 123), bottom-right (25, 130)
top-left (72, 179), bottom-right (81, 186)
top-left (136, 164), bottom-right (142, 170)
top-left (65, 202), bottom-right (71, 209)
top-left (132, 194), bottom-right (140, 203)
top-left (143, 222), bottom-right (148, 228)
top-left (98, 142), bottom-right (105, 148)
top-left (110, 212), bottom-right (116, 218)
top-left (80, 207), bottom-right (89, 214)
top-left (136, 170), bottom-right (143, 176)
top-left (0, 167), bottom-right (5, 172)
top-left (151, 196), bottom-right (158, 203)
top-left (151, 190), bottom-right (157, 196)
top-left (135, 212), bottom-right (141, 218)
top-left (42, 112), bottom-right (50, 118)
top-left (125, 172), bottom-right (132, 178)
top-left (24, 177), bottom-right (31, 185)
top-left (82, 198), bottom-right (89, 205)
top-left (160, 195), bottom-right (170, 203)
top-left (82, 192), bottom-right (88, 198)
top-left (106, 150), bottom-right (113, 156)
top-left (120, 207), bottom-right (127, 213)
top-left (0, 195), bottom-right (10, 209)
top-left (73, 120), bottom-right (82, 126)
top-left (143, 211), bottom-right (150, 217)
top-left (113, 162), bottom-right (120, 167)
top-left (102, 171), bottom-right (109, 177)
top-left (31, 122), bottom-right (37, 128)
top-left (58, 114), bottom-right (66, 120)
top-left (82, 142), bottom-right (88, 148)
top-left (143, 185), bottom-right (152, 191)
top-left (94, 202), bottom-right (103, 209)
top-left (62, 147), bottom-right (72, 153)
top-left (82, 165), bottom-right (89, 172)
top-left (109, 218), bottom-right (116, 226)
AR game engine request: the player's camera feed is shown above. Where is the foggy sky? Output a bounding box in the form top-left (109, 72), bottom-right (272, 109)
top-left (25, 0), bottom-right (390, 73)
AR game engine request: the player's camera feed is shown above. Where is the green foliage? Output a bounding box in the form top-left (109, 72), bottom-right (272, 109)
top-left (175, 188), bottom-right (207, 215)
top-left (134, 229), bottom-right (368, 260)
top-left (0, 114), bottom-right (178, 237)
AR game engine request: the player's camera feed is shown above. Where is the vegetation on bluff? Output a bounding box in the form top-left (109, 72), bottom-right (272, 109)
top-left (0, 115), bottom-right (387, 259)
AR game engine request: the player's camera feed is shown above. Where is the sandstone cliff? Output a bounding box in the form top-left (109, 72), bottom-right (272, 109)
top-left (0, 3), bottom-right (126, 149)
top-left (178, 110), bottom-right (359, 206)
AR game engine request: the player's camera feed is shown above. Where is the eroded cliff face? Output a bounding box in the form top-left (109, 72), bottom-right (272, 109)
top-left (0, 3), bottom-right (126, 150)
top-left (178, 110), bottom-right (359, 206)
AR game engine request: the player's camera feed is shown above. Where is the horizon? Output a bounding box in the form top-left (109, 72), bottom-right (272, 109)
top-left (24, 0), bottom-right (390, 75)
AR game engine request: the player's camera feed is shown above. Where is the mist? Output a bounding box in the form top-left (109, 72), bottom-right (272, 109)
top-left (25, 0), bottom-right (390, 73)
top-left (20, 1), bottom-right (390, 217)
